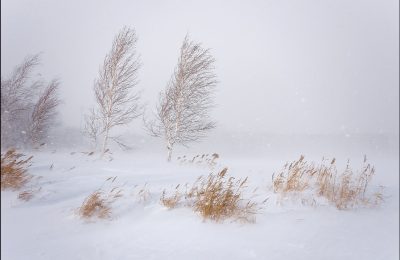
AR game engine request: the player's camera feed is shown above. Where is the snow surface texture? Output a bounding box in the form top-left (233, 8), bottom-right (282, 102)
top-left (1, 134), bottom-right (399, 260)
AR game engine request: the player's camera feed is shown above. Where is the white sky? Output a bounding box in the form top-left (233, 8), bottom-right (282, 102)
top-left (1, 0), bottom-right (399, 135)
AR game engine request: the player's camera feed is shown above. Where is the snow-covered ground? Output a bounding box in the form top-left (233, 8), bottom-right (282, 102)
top-left (1, 134), bottom-right (399, 260)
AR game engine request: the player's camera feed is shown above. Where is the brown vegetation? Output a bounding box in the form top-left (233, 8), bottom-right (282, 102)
top-left (160, 186), bottom-right (182, 209)
top-left (1, 149), bottom-right (33, 190)
top-left (78, 191), bottom-right (111, 219)
top-left (78, 187), bottom-right (123, 219)
top-left (160, 168), bottom-right (258, 223)
top-left (177, 153), bottom-right (220, 168)
top-left (187, 168), bottom-right (257, 222)
top-left (136, 183), bottom-right (152, 203)
top-left (272, 155), bottom-right (382, 209)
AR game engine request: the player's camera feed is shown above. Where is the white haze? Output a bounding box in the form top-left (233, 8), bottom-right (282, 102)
top-left (1, 0), bottom-right (398, 136)
top-left (1, 2), bottom-right (399, 259)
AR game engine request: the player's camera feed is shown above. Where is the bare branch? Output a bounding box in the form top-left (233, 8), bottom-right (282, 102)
top-left (83, 108), bottom-right (102, 147)
top-left (110, 136), bottom-right (132, 151)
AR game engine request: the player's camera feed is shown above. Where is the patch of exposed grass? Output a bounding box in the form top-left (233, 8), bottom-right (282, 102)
top-left (160, 185), bottom-right (182, 209)
top-left (1, 149), bottom-right (33, 190)
top-left (272, 155), bottom-right (382, 209)
top-left (136, 183), bottom-right (152, 204)
top-left (18, 187), bottom-right (42, 202)
top-left (188, 168), bottom-right (257, 222)
top-left (161, 168), bottom-right (259, 223)
top-left (177, 153), bottom-right (220, 168)
top-left (78, 187), bottom-right (123, 220)
top-left (78, 191), bottom-right (111, 219)
top-left (272, 155), bottom-right (314, 193)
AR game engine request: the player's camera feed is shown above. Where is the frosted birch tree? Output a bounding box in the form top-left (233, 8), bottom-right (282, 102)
top-left (1, 54), bottom-right (60, 149)
top-left (1, 55), bottom-right (40, 147)
top-left (146, 35), bottom-right (217, 161)
top-left (28, 79), bottom-right (61, 145)
top-left (84, 27), bottom-right (142, 155)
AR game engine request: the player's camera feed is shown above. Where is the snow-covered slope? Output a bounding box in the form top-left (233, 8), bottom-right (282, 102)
top-left (1, 135), bottom-right (398, 260)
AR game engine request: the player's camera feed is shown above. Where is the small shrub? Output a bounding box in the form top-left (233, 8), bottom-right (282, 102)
top-left (136, 183), bottom-right (152, 203)
top-left (160, 186), bottom-right (182, 209)
top-left (78, 187), bottom-right (123, 219)
top-left (210, 153), bottom-right (219, 166)
top-left (272, 155), bottom-right (381, 209)
top-left (321, 156), bottom-right (377, 209)
top-left (18, 190), bottom-right (34, 201)
top-left (161, 168), bottom-right (258, 223)
top-left (1, 149), bottom-right (33, 190)
top-left (177, 153), bottom-right (220, 168)
top-left (18, 187), bottom-right (41, 201)
top-left (272, 155), bottom-right (315, 193)
top-left (187, 168), bottom-right (257, 222)
top-left (79, 191), bottom-right (110, 219)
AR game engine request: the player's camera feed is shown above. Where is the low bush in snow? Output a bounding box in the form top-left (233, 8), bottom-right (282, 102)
top-left (161, 168), bottom-right (259, 223)
top-left (272, 155), bottom-right (383, 209)
top-left (136, 183), bottom-right (152, 204)
top-left (177, 153), bottom-right (220, 168)
top-left (78, 187), bottom-right (123, 220)
top-left (1, 149), bottom-right (33, 190)
top-left (160, 186), bottom-right (182, 209)
top-left (18, 190), bottom-right (35, 201)
top-left (18, 187), bottom-right (42, 202)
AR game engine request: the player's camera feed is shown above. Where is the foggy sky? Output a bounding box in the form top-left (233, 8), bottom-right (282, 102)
top-left (1, 0), bottom-right (399, 135)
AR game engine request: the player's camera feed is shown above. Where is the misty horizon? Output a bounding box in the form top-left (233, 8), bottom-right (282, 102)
top-left (1, 0), bottom-right (399, 135)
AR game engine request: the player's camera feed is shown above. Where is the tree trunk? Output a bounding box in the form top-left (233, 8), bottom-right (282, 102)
top-left (167, 144), bottom-right (173, 162)
top-left (101, 128), bottom-right (109, 157)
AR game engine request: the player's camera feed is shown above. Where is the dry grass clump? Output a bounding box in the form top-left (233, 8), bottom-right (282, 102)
top-left (188, 168), bottom-right (257, 222)
top-left (18, 190), bottom-right (35, 201)
top-left (135, 183), bottom-right (152, 203)
top-left (177, 153), bottom-right (220, 168)
top-left (318, 156), bottom-right (378, 209)
top-left (18, 187), bottom-right (42, 201)
top-left (272, 155), bottom-right (315, 193)
top-left (79, 191), bottom-right (110, 219)
top-left (272, 155), bottom-right (382, 209)
top-left (161, 168), bottom-right (258, 223)
top-left (160, 185), bottom-right (182, 209)
top-left (1, 149), bottom-right (33, 190)
top-left (78, 187), bottom-right (123, 219)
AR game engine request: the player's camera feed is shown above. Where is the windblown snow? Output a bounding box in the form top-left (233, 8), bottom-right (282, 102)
top-left (1, 134), bottom-right (398, 260)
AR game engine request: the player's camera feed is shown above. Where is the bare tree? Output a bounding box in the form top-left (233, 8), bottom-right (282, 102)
top-left (1, 54), bottom-right (41, 119)
top-left (1, 55), bottom-right (41, 142)
top-left (146, 35), bottom-right (217, 161)
top-left (28, 79), bottom-right (61, 145)
top-left (83, 108), bottom-right (101, 148)
top-left (1, 54), bottom-right (60, 149)
top-left (85, 27), bottom-right (142, 155)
